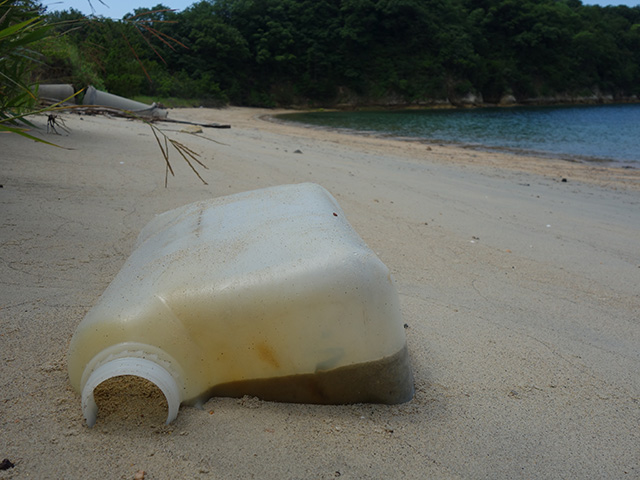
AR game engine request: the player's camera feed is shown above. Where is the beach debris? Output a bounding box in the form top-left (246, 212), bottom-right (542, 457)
top-left (163, 117), bottom-right (230, 129)
top-left (83, 86), bottom-right (167, 119)
top-left (294, 149), bottom-right (303, 154)
top-left (46, 114), bottom-right (70, 135)
top-left (80, 87), bottom-right (231, 128)
top-left (68, 184), bottom-right (413, 427)
top-left (561, 178), bottom-right (568, 182)
top-left (180, 125), bottom-right (203, 134)
top-left (134, 470), bottom-right (146, 480)
top-left (37, 84), bottom-right (76, 105)
top-left (0, 458), bottom-right (15, 470)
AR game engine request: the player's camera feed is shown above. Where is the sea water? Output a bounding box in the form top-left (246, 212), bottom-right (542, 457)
top-left (279, 103), bottom-right (640, 167)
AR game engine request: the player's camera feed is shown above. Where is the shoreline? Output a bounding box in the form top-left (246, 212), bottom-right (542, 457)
top-left (1, 107), bottom-right (639, 479)
top-left (260, 95), bottom-right (640, 112)
top-left (247, 106), bottom-right (640, 191)
top-left (267, 110), bottom-right (640, 170)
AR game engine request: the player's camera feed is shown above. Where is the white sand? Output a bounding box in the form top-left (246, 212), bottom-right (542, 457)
top-left (1, 107), bottom-right (639, 479)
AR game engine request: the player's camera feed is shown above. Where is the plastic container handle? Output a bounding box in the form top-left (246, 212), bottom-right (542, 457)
top-left (81, 357), bottom-right (180, 427)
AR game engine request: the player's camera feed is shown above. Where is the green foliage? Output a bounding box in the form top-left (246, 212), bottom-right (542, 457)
top-left (39, 0), bottom-right (640, 107)
top-left (0, 0), bottom-right (50, 116)
top-left (33, 33), bottom-right (104, 89)
top-left (0, 0), bottom-right (81, 146)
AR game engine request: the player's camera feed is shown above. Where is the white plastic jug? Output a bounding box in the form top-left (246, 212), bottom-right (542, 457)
top-left (68, 183), bottom-right (413, 427)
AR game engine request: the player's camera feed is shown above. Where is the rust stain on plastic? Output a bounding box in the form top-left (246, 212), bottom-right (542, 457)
top-left (256, 342), bottom-right (280, 369)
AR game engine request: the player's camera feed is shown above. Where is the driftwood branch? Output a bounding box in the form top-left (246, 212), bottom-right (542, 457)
top-left (158, 117), bottom-right (231, 129)
top-left (65, 105), bottom-right (231, 128)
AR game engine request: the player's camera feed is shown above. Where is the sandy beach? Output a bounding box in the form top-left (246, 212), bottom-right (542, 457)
top-left (1, 106), bottom-right (639, 479)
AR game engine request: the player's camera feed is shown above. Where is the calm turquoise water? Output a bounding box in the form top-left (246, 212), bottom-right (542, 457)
top-left (278, 104), bottom-right (640, 167)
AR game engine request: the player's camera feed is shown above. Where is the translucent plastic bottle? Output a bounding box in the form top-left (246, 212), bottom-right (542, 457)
top-left (68, 183), bottom-right (413, 427)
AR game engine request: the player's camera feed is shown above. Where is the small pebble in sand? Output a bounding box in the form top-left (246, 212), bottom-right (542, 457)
top-left (134, 470), bottom-right (146, 480)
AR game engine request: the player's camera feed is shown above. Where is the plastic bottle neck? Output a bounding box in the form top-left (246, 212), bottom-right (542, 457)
top-left (81, 357), bottom-right (181, 427)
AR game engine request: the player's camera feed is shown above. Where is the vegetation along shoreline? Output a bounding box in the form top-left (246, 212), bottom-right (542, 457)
top-left (38, 0), bottom-right (640, 109)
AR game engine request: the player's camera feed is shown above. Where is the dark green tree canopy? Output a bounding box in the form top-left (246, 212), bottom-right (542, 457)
top-left (42, 0), bottom-right (640, 107)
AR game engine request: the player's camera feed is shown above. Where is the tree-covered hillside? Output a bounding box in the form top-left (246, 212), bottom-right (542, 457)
top-left (43, 0), bottom-right (640, 107)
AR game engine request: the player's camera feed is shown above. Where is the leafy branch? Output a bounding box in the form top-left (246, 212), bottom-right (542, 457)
top-left (1, 1), bottom-right (210, 185)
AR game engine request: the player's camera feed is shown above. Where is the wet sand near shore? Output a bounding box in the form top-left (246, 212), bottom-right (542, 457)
top-left (1, 107), bottom-right (638, 479)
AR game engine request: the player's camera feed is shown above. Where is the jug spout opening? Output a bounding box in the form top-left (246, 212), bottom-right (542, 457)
top-left (81, 357), bottom-right (181, 428)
